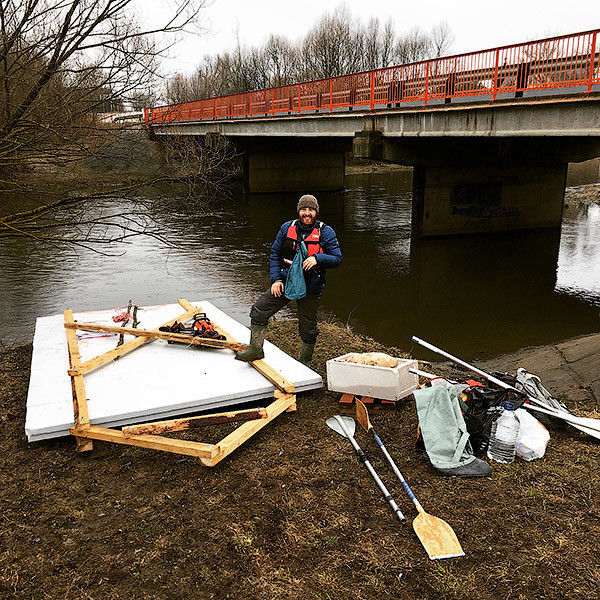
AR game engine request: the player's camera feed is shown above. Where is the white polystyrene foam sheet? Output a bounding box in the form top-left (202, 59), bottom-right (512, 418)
top-left (25, 301), bottom-right (322, 441)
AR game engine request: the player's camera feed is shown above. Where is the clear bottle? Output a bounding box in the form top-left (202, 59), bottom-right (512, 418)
top-left (487, 402), bottom-right (520, 464)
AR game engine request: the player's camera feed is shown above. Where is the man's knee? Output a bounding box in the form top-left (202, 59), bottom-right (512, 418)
top-left (250, 303), bottom-right (269, 326)
top-left (250, 290), bottom-right (287, 325)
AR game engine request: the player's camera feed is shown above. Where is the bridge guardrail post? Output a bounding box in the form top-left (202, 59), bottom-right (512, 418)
top-left (329, 79), bottom-right (333, 113)
top-left (423, 61), bottom-right (430, 107)
top-left (492, 49), bottom-right (500, 100)
top-left (587, 31), bottom-right (598, 93)
top-left (370, 72), bottom-right (375, 110)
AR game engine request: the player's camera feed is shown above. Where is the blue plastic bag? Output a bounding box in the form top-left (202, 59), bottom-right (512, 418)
top-left (284, 240), bottom-right (308, 300)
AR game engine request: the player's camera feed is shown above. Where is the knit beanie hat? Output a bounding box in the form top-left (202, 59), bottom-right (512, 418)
top-left (297, 194), bottom-right (319, 214)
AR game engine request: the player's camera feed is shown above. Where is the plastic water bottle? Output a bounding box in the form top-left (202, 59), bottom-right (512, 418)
top-left (487, 402), bottom-right (520, 464)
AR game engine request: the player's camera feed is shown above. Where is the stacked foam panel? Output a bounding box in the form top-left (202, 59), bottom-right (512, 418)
top-left (25, 301), bottom-right (322, 442)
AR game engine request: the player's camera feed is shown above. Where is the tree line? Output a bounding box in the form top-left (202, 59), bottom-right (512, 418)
top-left (166, 6), bottom-right (454, 104)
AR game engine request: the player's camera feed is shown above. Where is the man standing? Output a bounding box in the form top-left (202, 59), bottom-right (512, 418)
top-left (236, 194), bottom-right (342, 367)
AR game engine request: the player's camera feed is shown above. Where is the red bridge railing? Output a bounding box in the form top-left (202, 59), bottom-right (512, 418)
top-left (145, 29), bottom-right (600, 126)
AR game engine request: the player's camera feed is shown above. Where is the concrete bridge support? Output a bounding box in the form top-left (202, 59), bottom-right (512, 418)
top-left (244, 151), bottom-right (345, 193)
top-left (353, 132), bottom-right (594, 237)
top-left (411, 163), bottom-right (567, 237)
top-left (239, 137), bottom-right (350, 194)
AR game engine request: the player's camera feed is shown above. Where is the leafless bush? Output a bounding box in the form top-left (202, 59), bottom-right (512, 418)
top-left (0, 0), bottom-right (241, 251)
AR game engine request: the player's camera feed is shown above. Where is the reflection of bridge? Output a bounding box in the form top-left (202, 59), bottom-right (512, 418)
top-left (145, 30), bottom-right (600, 236)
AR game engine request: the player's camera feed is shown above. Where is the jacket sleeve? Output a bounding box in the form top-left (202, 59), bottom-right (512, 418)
top-left (315, 225), bottom-right (342, 270)
top-left (269, 221), bottom-right (291, 284)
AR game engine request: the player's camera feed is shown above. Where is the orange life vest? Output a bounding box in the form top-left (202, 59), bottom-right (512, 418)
top-left (282, 220), bottom-right (324, 265)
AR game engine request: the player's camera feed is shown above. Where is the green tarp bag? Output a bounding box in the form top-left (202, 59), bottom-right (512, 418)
top-left (413, 382), bottom-right (478, 471)
top-left (284, 240), bottom-right (308, 300)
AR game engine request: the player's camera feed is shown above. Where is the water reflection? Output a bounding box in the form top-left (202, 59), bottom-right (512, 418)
top-left (556, 203), bottom-right (600, 303)
top-left (0, 171), bottom-right (598, 360)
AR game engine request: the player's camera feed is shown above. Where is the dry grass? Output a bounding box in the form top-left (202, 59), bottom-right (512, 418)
top-left (1, 322), bottom-right (599, 599)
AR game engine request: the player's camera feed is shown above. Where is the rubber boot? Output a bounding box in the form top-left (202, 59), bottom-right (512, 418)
top-left (299, 342), bottom-right (315, 367)
top-left (235, 324), bottom-right (266, 362)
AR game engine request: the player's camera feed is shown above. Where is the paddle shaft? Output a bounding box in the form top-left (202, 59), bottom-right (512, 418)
top-left (369, 428), bottom-right (425, 514)
top-left (411, 336), bottom-right (600, 437)
top-left (333, 416), bottom-right (406, 524)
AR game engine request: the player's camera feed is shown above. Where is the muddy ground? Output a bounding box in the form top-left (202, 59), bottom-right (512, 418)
top-left (1, 320), bottom-right (599, 600)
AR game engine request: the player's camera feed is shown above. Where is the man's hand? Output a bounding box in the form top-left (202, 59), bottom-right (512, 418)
top-left (302, 256), bottom-right (318, 271)
top-left (270, 281), bottom-right (284, 297)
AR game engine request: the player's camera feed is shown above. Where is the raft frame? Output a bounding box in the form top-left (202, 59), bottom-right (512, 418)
top-left (64, 298), bottom-right (296, 466)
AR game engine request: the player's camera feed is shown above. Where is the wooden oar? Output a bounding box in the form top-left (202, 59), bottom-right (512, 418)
top-left (355, 400), bottom-right (465, 560)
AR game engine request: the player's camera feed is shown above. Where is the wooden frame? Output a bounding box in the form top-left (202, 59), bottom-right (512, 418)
top-left (65, 298), bottom-right (297, 466)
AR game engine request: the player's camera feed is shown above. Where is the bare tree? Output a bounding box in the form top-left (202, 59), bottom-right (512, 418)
top-left (430, 20), bottom-right (455, 58)
top-left (363, 17), bottom-right (396, 70)
top-left (0, 0), bottom-right (237, 250)
top-left (395, 27), bottom-right (433, 64)
top-left (263, 34), bottom-right (299, 87)
top-left (301, 5), bottom-right (364, 79)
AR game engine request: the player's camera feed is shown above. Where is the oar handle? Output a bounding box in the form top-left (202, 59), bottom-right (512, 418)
top-left (334, 417), bottom-right (406, 523)
top-left (372, 431), bottom-right (424, 513)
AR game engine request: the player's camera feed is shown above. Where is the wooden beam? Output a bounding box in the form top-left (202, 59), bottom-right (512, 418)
top-left (70, 425), bottom-right (219, 460)
top-left (65, 321), bottom-right (247, 352)
top-left (64, 310), bottom-right (93, 453)
top-left (177, 299), bottom-right (295, 394)
top-left (205, 391), bottom-right (296, 467)
top-left (66, 305), bottom-right (207, 376)
top-left (247, 359), bottom-right (295, 394)
top-left (122, 408), bottom-right (268, 436)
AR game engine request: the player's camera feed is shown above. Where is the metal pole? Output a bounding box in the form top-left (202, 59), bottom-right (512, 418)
top-left (332, 417), bottom-right (406, 524)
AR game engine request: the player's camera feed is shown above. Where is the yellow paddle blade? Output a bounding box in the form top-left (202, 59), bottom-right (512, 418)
top-left (355, 399), bottom-right (371, 432)
top-left (413, 510), bottom-right (465, 560)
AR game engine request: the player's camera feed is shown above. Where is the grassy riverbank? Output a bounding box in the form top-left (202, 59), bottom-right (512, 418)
top-left (2, 321), bottom-right (599, 599)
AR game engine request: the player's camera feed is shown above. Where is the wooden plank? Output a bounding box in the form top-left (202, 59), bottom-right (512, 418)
top-left (67, 305), bottom-right (206, 375)
top-left (177, 298), bottom-right (295, 394)
top-left (65, 321), bottom-right (247, 352)
top-left (206, 391), bottom-right (296, 467)
top-left (249, 359), bottom-right (295, 394)
top-left (64, 310), bottom-right (93, 452)
top-left (70, 425), bottom-right (219, 460)
top-left (122, 408), bottom-right (268, 436)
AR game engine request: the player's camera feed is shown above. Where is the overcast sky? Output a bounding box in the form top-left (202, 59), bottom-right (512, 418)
top-left (156, 0), bottom-right (597, 76)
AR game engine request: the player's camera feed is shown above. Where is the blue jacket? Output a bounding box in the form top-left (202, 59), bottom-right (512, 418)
top-left (270, 219), bottom-right (342, 294)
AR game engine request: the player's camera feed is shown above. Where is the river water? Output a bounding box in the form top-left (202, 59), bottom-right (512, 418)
top-left (1, 170), bottom-right (599, 361)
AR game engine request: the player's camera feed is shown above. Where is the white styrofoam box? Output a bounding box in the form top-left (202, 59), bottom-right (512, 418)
top-left (326, 354), bottom-right (418, 401)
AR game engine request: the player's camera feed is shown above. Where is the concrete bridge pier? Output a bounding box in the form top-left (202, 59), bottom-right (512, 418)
top-left (410, 162), bottom-right (568, 237)
top-left (239, 137), bottom-right (351, 194)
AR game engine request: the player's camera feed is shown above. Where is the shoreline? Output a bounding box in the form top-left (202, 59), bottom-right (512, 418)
top-left (4, 323), bottom-right (598, 405)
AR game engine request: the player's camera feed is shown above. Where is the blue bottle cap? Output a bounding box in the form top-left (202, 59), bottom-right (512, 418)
top-left (503, 402), bottom-right (515, 410)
